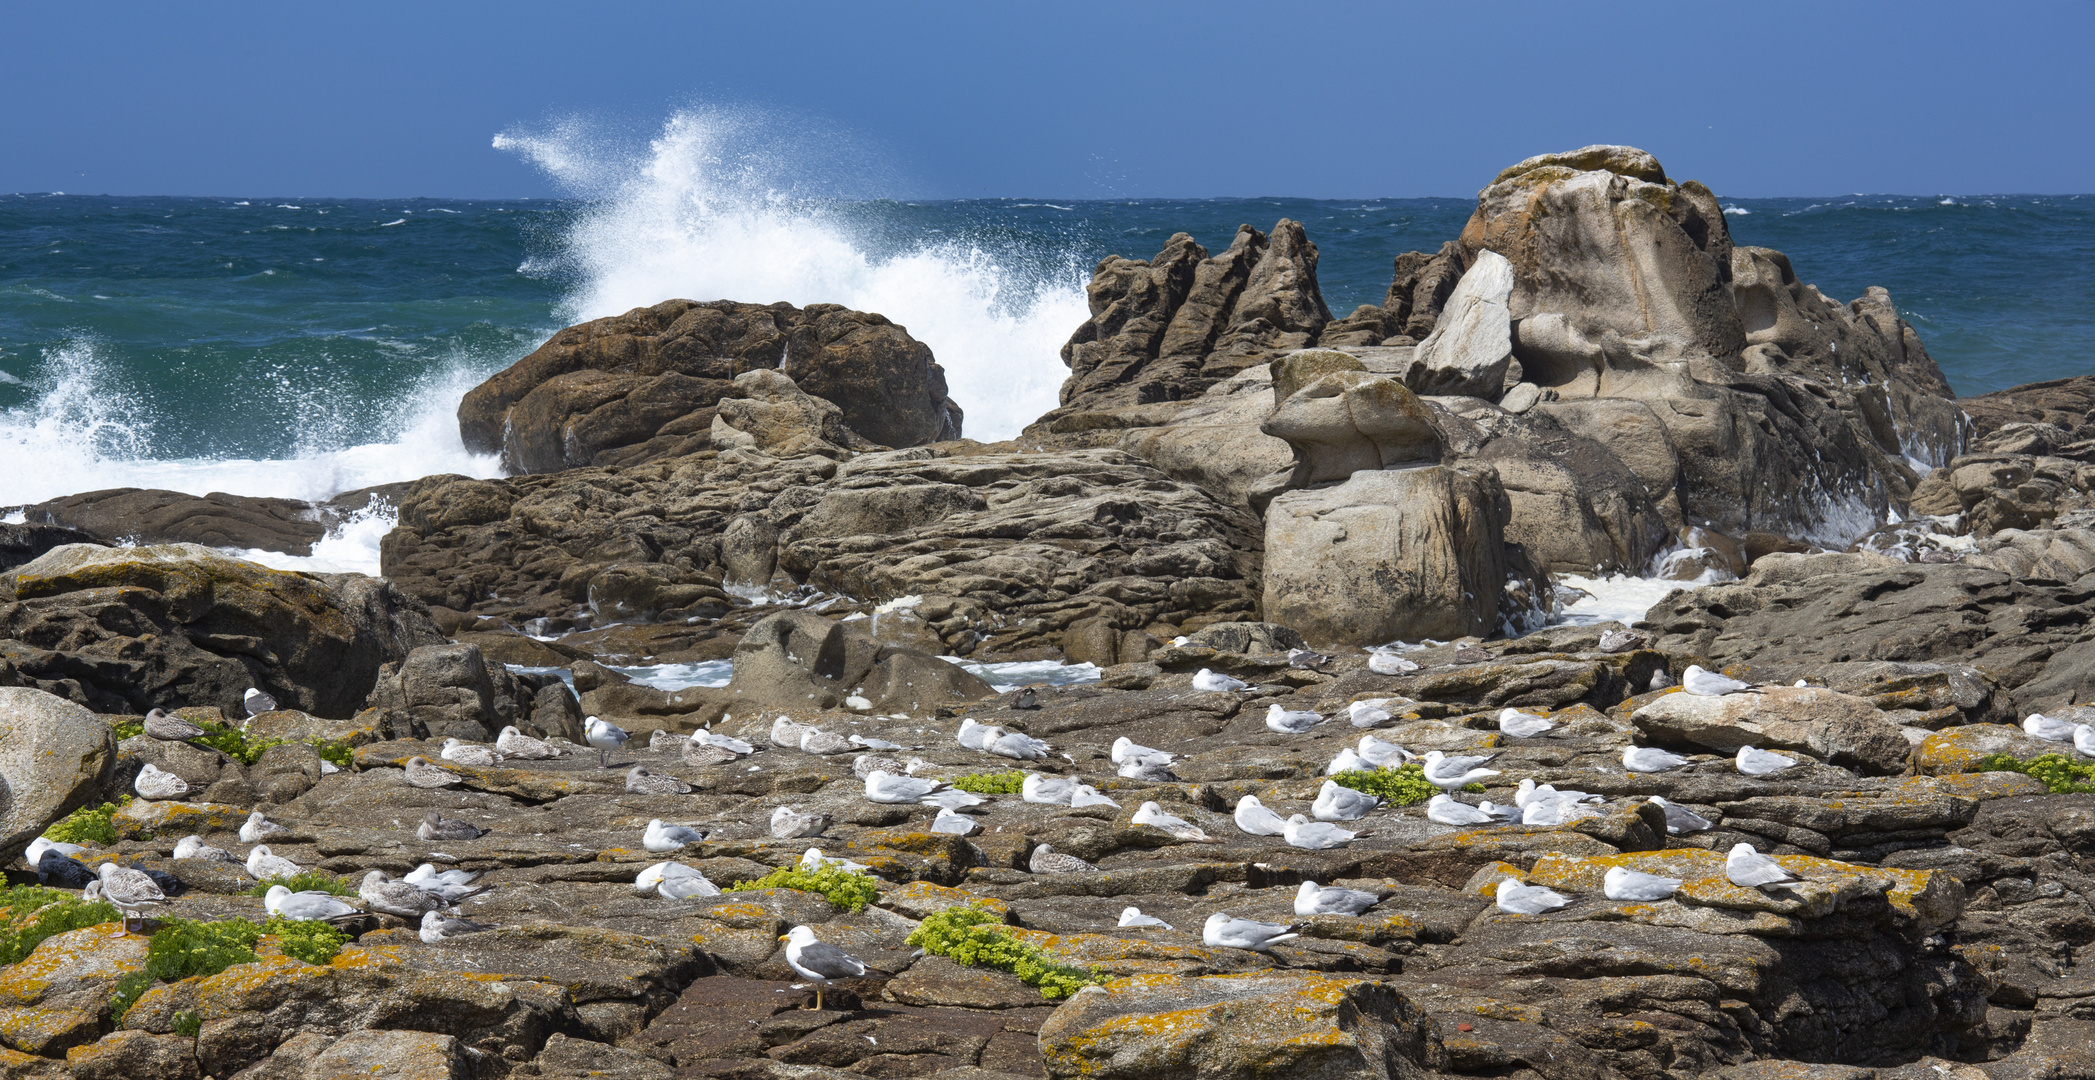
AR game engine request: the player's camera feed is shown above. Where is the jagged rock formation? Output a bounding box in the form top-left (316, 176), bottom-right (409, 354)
top-left (456, 299), bottom-right (963, 474)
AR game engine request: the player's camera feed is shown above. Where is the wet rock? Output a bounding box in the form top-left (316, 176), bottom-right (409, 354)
top-left (0, 688), bottom-right (116, 857)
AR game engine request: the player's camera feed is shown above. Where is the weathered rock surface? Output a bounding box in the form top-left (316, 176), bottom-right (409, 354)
top-left (457, 299), bottom-right (962, 474)
top-left (17, 484), bottom-right (407, 558)
top-left (0, 687), bottom-right (116, 858)
top-left (0, 543), bottom-right (442, 717)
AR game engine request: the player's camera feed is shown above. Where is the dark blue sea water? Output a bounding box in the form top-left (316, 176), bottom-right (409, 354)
top-left (2, 186), bottom-right (2089, 520)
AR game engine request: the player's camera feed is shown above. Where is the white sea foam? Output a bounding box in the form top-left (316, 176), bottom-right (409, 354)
top-left (497, 107), bottom-right (1085, 442)
top-left (0, 338), bottom-right (502, 507)
top-left (224, 498), bottom-right (398, 577)
top-left (1552, 574), bottom-right (1691, 627)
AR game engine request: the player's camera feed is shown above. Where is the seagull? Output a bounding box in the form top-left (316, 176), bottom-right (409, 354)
top-left (2076, 725), bottom-right (2095, 758)
top-left (1284, 814), bottom-right (1359, 849)
top-left (1420, 750), bottom-right (1501, 792)
top-left (848, 734), bottom-right (907, 751)
top-left (1736, 746), bottom-right (1799, 775)
top-left (143, 708), bottom-right (208, 741)
top-left (2024, 714), bottom-right (2079, 743)
top-left (1682, 665), bottom-right (1758, 697)
top-left (987, 729), bottom-right (1051, 761)
top-left (1112, 737), bottom-right (1175, 767)
top-left (800, 848), bottom-right (872, 874)
top-left (632, 861), bottom-right (709, 896)
top-left (1368, 651), bottom-right (1419, 675)
top-left (1648, 797), bottom-right (1714, 835)
top-left (1131, 802), bottom-right (1210, 841)
top-left (779, 925), bottom-right (888, 1010)
top-left (627, 765), bottom-right (693, 795)
top-left (1234, 795), bottom-right (1289, 836)
top-left (660, 874), bottom-right (721, 899)
top-left (359, 870), bottom-right (449, 918)
top-left (1522, 798), bottom-right (1599, 827)
top-left (420, 910), bottom-right (496, 943)
top-left (1495, 878), bottom-right (1570, 914)
top-left (25, 837), bottom-right (86, 864)
top-left (1597, 628), bottom-right (1643, 653)
top-left (244, 687), bottom-right (279, 717)
top-left (496, 726), bottom-right (561, 759)
top-left (403, 864), bottom-right (487, 902)
top-left (403, 756), bottom-right (461, 789)
top-left (96, 862), bottom-right (167, 934)
top-left (773, 716), bottom-right (816, 749)
top-left (956, 718), bottom-right (996, 750)
top-left (1021, 774), bottom-right (1083, 805)
top-left (241, 811), bottom-right (290, 843)
top-left (418, 813), bottom-right (489, 842)
top-left (1649, 669), bottom-right (1675, 691)
top-left (1726, 843), bottom-right (1801, 889)
top-left (172, 835), bottom-right (231, 862)
top-left (1357, 735), bottom-right (1413, 768)
top-left (1325, 748), bottom-right (1368, 775)
top-left (1623, 746), bottom-right (1690, 773)
top-left (1427, 793), bottom-right (1495, 826)
top-left (1266, 704), bottom-right (1326, 734)
top-left (1288, 648), bottom-right (1332, 669)
top-left (440, 738), bottom-right (504, 766)
top-left (920, 787), bottom-right (988, 810)
top-left (1312, 780), bottom-right (1383, 821)
top-left (800, 728), bottom-right (854, 755)
top-left (1498, 709), bottom-right (1556, 738)
top-left (643, 819), bottom-right (706, 852)
top-left (853, 754), bottom-right (908, 779)
top-left (1348, 700), bottom-right (1393, 727)
top-left (1118, 906), bottom-right (1172, 929)
top-left (771, 807), bottom-right (831, 839)
top-left (863, 770), bottom-right (946, 804)
top-left (930, 808), bottom-right (979, 835)
top-left (1603, 866), bottom-right (1683, 901)
top-left (1191, 669), bottom-right (1253, 693)
top-left (696, 729), bottom-right (755, 755)
top-left (1478, 801), bottom-right (1521, 822)
top-left (683, 742), bottom-right (740, 769)
top-left (246, 845), bottom-right (301, 881)
top-left (37, 850), bottom-right (96, 889)
top-left (1514, 780), bottom-right (1601, 807)
top-left (1011, 687), bottom-right (1041, 711)
top-left (585, 717), bottom-right (630, 768)
top-left (1069, 785), bottom-right (1120, 809)
top-left (1203, 912), bottom-right (1298, 950)
top-left (264, 884), bottom-right (360, 921)
top-left (134, 763), bottom-right (189, 801)
top-left (1029, 844), bottom-right (1097, 873)
top-left (1118, 757), bottom-right (1179, 782)
top-left (1295, 880), bottom-right (1384, 916)
top-left (648, 729), bottom-right (688, 752)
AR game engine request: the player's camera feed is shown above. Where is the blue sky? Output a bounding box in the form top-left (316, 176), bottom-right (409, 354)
top-left (5, 0), bottom-right (2090, 199)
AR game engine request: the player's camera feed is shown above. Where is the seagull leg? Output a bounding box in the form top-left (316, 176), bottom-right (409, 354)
top-left (598, 748), bottom-right (608, 769)
top-left (814, 987), bottom-right (824, 1011)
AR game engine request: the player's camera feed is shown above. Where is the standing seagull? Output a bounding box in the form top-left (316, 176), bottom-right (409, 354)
top-left (1725, 843), bottom-right (1801, 890)
top-left (1295, 880), bottom-right (1384, 916)
top-left (1603, 866), bottom-right (1683, 901)
top-left (1265, 704), bottom-right (1326, 734)
top-left (243, 687), bottom-right (279, 717)
top-left (778, 925), bottom-right (888, 1010)
top-left (1622, 746), bottom-right (1690, 773)
top-left (1233, 795), bottom-right (1289, 837)
top-left (96, 862), bottom-right (167, 935)
top-left (1682, 665), bottom-right (1757, 697)
top-left (1495, 878), bottom-right (1570, 914)
top-left (1312, 781), bottom-right (1383, 821)
top-left (143, 708), bottom-right (208, 742)
top-left (585, 716), bottom-right (630, 768)
top-left (1735, 746), bottom-right (1799, 775)
top-left (1191, 669), bottom-right (1253, 693)
top-left (1203, 912), bottom-right (1298, 950)
top-left (1420, 750), bottom-right (1501, 793)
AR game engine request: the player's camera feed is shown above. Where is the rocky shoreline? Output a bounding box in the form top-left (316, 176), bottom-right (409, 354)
top-left (0, 145), bottom-right (2091, 1080)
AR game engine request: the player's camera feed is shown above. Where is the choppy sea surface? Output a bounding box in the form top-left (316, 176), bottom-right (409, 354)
top-left (3, 120), bottom-right (2089, 579)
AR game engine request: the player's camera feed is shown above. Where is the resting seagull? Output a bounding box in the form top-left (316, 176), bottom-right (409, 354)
top-left (2025, 713), bottom-right (2078, 743)
top-left (172, 835), bottom-right (231, 862)
top-left (1420, 750), bottom-right (1500, 792)
top-left (1604, 866), bottom-right (1682, 901)
top-left (930, 808), bottom-right (978, 835)
top-left (627, 766), bottom-right (693, 795)
top-left (1191, 669), bottom-right (1253, 693)
top-left (771, 807), bottom-right (831, 839)
top-left (863, 770), bottom-right (946, 804)
top-left (1118, 906), bottom-right (1172, 929)
top-left (1284, 814), bottom-right (1359, 849)
top-left (1233, 795), bottom-right (1288, 837)
top-left (496, 726), bottom-right (561, 759)
top-left (1357, 735), bottom-right (1412, 768)
top-left (246, 845), bottom-right (301, 881)
top-left (779, 925), bottom-right (888, 1010)
top-left (144, 708), bottom-right (208, 742)
top-left (244, 687), bottom-right (278, 717)
top-left (1203, 912), bottom-right (1298, 950)
top-left (1131, 801), bottom-right (1210, 841)
top-left (1368, 651), bottom-right (1419, 675)
top-left (1111, 737), bottom-right (1175, 767)
top-left (1725, 843), bottom-right (1801, 890)
top-left (2076, 724), bottom-right (2095, 758)
top-left (359, 870), bottom-right (448, 919)
top-left (418, 813), bottom-right (489, 842)
top-left (1736, 746), bottom-right (1798, 775)
top-left (402, 757), bottom-right (461, 789)
top-left (1494, 878), bottom-right (1570, 914)
top-left (1348, 700), bottom-right (1393, 728)
top-left (1682, 665), bottom-right (1757, 697)
top-left (1622, 746), bottom-right (1690, 773)
top-left (1648, 796), bottom-right (1714, 835)
top-left (1295, 880), bottom-right (1383, 916)
top-left (441, 738), bottom-right (503, 767)
top-left (1265, 704), bottom-right (1326, 734)
top-left (1427, 793), bottom-right (1495, 826)
top-left (1029, 844), bottom-right (1097, 873)
top-left (264, 884), bottom-right (359, 921)
top-left (643, 819), bottom-right (706, 852)
top-left (1498, 709), bottom-right (1556, 738)
top-left (1312, 780), bottom-right (1383, 821)
top-left (134, 763), bottom-right (189, 801)
top-left (420, 910), bottom-right (496, 943)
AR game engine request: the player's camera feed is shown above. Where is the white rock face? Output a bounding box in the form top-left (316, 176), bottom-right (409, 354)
top-left (0, 687), bottom-right (117, 856)
top-left (1410, 249), bottom-right (1514, 400)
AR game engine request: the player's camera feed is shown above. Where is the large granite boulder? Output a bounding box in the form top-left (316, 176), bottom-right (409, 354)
top-left (0, 544), bottom-right (442, 717)
top-left (0, 687), bottom-right (117, 858)
top-left (1406, 249), bottom-right (1514, 399)
top-left (1631, 685), bottom-right (1913, 775)
top-left (364, 642), bottom-right (580, 743)
top-left (457, 299), bottom-right (962, 473)
top-left (1259, 359), bottom-right (1442, 487)
top-left (1262, 463), bottom-right (1513, 645)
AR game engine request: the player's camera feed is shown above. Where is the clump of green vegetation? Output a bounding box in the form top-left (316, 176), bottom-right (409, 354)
top-left (262, 915), bottom-right (349, 966)
top-left (309, 740), bottom-right (354, 769)
top-left (243, 871), bottom-right (354, 897)
top-left (112, 714), bottom-right (353, 768)
top-left (906, 906), bottom-right (1108, 1000)
top-left (172, 1010), bottom-right (202, 1039)
top-left (0, 886), bottom-right (121, 966)
top-left (1977, 753), bottom-right (2095, 793)
top-left (43, 798), bottom-right (128, 846)
top-left (725, 865), bottom-right (879, 913)
top-left (109, 916), bottom-right (267, 1021)
top-left (948, 771), bottom-right (1026, 794)
top-left (110, 719), bottom-right (146, 741)
top-left (1331, 762), bottom-right (1472, 805)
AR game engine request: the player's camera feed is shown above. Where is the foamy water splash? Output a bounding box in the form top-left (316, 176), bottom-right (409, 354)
top-left (497, 108), bottom-right (1085, 442)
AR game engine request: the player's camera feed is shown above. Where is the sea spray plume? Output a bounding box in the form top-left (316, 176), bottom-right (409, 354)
top-left (494, 106), bottom-right (1084, 442)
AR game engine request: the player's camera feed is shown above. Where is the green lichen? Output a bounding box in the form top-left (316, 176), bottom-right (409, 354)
top-left (725, 865), bottom-right (879, 913)
top-left (948, 771), bottom-right (1026, 794)
top-left (243, 872), bottom-right (354, 897)
top-left (43, 798), bottom-right (128, 846)
top-left (1332, 763), bottom-right (1475, 805)
top-left (906, 905), bottom-right (1107, 1000)
top-left (0, 886), bottom-right (121, 966)
top-left (1976, 753), bottom-right (2095, 794)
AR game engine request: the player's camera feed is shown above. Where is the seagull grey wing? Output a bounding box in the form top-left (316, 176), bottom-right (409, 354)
top-left (794, 941), bottom-right (869, 980)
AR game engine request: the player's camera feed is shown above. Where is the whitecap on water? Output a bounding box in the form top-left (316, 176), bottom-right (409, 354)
top-left (1551, 574), bottom-right (1691, 627)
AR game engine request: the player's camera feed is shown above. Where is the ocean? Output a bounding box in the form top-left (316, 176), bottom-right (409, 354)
top-left (4, 137), bottom-right (2090, 569)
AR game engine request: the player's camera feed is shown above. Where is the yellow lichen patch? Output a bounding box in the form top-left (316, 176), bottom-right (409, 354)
top-left (0, 1005), bottom-right (102, 1055)
top-left (113, 799), bottom-right (249, 840)
top-left (1527, 849), bottom-right (1960, 929)
top-left (878, 881), bottom-right (1009, 920)
top-left (0, 924), bottom-right (148, 1007)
